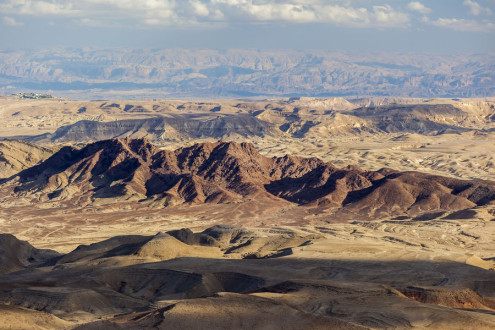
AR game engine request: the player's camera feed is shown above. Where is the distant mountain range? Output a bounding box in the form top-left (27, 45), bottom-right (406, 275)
top-left (0, 48), bottom-right (493, 98)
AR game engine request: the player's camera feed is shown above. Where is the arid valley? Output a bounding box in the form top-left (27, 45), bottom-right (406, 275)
top-left (2, 0), bottom-right (495, 326)
top-left (0, 95), bottom-right (494, 329)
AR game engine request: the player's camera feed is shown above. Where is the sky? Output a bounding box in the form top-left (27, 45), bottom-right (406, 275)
top-left (0, 0), bottom-right (494, 53)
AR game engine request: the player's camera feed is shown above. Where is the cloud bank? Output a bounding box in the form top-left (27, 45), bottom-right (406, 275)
top-left (0, 0), bottom-right (410, 28)
top-left (0, 0), bottom-right (493, 33)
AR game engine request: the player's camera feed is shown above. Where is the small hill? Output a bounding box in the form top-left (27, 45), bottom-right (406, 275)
top-left (55, 225), bottom-right (317, 265)
top-left (76, 293), bottom-right (367, 330)
top-left (0, 303), bottom-right (72, 330)
top-left (0, 234), bottom-right (61, 274)
top-left (0, 139), bottom-right (55, 179)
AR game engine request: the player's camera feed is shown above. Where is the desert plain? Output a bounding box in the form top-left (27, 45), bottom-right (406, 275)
top-left (0, 95), bottom-right (494, 329)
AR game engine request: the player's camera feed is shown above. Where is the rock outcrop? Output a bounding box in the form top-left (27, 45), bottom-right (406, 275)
top-left (7, 138), bottom-right (495, 219)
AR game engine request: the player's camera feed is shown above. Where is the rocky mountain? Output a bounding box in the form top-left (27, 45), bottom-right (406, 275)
top-left (1, 48), bottom-right (493, 98)
top-left (7, 138), bottom-right (495, 220)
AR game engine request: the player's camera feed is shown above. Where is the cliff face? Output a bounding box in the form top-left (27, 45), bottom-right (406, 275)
top-left (8, 138), bottom-right (495, 219)
top-left (29, 115), bottom-right (278, 143)
top-left (14, 99), bottom-right (494, 145)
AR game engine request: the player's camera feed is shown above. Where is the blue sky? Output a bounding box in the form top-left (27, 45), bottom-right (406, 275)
top-left (1, 0), bottom-right (494, 53)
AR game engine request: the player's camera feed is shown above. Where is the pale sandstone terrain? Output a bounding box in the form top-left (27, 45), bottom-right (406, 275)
top-left (0, 223), bottom-right (494, 329)
top-left (0, 96), bottom-right (494, 329)
top-left (1, 95), bottom-right (494, 181)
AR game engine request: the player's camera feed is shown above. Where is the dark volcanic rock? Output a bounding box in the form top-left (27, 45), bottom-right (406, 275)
top-left (6, 138), bottom-right (495, 219)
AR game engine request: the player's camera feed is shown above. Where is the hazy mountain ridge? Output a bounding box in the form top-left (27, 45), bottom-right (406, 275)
top-left (1, 49), bottom-right (493, 98)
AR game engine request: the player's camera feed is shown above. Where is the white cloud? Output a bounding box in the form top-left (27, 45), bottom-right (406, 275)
top-left (190, 0), bottom-right (210, 17)
top-left (463, 0), bottom-right (492, 16)
top-left (238, 3), bottom-right (318, 23)
top-left (0, 1), bottom-right (77, 16)
top-left (372, 5), bottom-right (409, 27)
top-left (406, 2), bottom-right (431, 15)
top-left (430, 17), bottom-right (495, 32)
top-left (212, 1), bottom-right (409, 27)
top-left (318, 6), bottom-right (369, 26)
top-left (2, 16), bottom-right (23, 26)
top-left (0, 0), bottom-right (411, 28)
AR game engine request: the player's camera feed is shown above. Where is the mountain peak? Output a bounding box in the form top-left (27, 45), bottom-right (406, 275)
top-left (5, 139), bottom-right (495, 219)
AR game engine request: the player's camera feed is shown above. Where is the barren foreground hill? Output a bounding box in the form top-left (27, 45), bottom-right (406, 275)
top-left (0, 223), bottom-right (494, 329)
